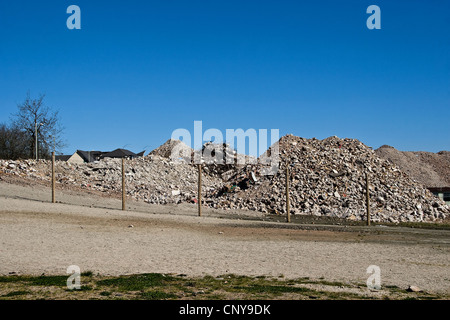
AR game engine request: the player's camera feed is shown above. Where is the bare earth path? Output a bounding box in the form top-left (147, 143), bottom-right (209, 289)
top-left (0, 181), bottom-right (449, 294)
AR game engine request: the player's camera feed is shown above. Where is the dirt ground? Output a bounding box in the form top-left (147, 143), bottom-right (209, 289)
top-left (0, 179), bottom-right (449, 295)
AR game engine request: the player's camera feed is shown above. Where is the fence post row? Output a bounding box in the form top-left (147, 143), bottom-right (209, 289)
top-left (49, 156), bottom-right (374, 225)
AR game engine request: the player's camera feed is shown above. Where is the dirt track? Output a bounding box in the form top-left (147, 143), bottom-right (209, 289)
top-left (0, 181), bottom-right (449, 294)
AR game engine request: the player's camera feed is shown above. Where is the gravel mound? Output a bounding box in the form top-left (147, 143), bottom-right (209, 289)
top-left (149, 139), bottom-right (193, 161)
top-left (375, 145), bottom-right (450, 187)
top-left (204, 135), bottom-right (448, 223)
top-left (1, 135), bottom-right (448, 223)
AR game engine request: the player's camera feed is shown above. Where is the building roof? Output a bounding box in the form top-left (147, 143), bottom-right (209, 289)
top-left (100, 148), bottom-right (144, 159)
top-left (76, 150), bottom-right (105, 163)
top-left (56, 149), bottom-right (145, 162)
top-left (55, 155), bottom-right (71, 161)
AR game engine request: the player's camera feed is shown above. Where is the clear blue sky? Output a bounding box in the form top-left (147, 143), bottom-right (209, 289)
top-left (0, 0), bottom-right (449, 155)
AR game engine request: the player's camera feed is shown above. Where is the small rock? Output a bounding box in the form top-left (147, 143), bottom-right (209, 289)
top-left (407, 285), bottom-right (422, 292)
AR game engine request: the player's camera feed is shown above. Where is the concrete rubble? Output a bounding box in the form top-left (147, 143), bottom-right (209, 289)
top-left (203, 135), bottom-right (449, 223)
top-left (0, 134), bottom-right (448, 223)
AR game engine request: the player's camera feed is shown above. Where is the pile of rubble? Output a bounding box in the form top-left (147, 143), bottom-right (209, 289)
top-left (149, 139), bottom-right (193, 162)
top-left (375, 145), bottom-right (450, 187)
top-left (206, 135), bottom-right (449, 223)
top-left (0, 134), bottom-right (448, 223)
top-left (0, 156), bottom-right (220, 205)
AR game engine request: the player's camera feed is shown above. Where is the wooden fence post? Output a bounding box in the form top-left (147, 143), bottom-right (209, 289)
top-left (122, 158), bottom-right (126, 211)
top-left (52, 152), bottom-right (55, 203)
top-left (198, 164), bottom-right (202, 217)
top-left (286, 166), bottom-right (291, 223)
top-left (366, 172), bottom-right (370, 226)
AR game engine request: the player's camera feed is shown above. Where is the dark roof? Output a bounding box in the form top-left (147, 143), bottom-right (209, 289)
top-left (55, 155), bottom-right (71, 161)
top-left (100, 148), bottom-right (140, 159)
top-left (76, 150), bottom-right (106, 162)
top-left (57, 149), bottom-right (145, 162)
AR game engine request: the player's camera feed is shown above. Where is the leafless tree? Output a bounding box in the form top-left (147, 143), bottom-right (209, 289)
top-left (0, 124), bottom-right (29, 159)
top-left (11, 93), bottom-right (65, 159)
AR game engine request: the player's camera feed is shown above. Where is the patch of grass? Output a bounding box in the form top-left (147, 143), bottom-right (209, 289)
top-left (233, 284), bottom-right (313, 296)
top-left (96, 273), bottom-right (176, 291)
top-left (0, 276), bottom-right (29, 283)
top-left (384, 285), bottom-right (403, 292)
top-left (321, 290), bottom-right (375, 300)
top-left (81, 271), bottom-right (94, 277)
top-left (207, 293), bottom-right (226, 299)
top-left (0, 275), bottom-right (68, 287)
top-left (140, 291), bottom-right (177, 300)
top-left (28, 275), bottom-right (68, 287)
top-left (0, 272), bottom-right (448, 300)
top-left (1, 290), bottom-right (31, 297)
top-left (65, 285), bottom-right (93, 292)
top-left (415, 295), bottom-right (441, 300)
top-left (300, 279), bottom-right (350, 287)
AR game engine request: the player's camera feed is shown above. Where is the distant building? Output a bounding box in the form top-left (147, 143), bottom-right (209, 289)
top-left (428, 187), bottom-right (450, 205)
top-left (55, 152), bottom-right (85, 164)
top-left (54, 155), bottom-right (72, 162)
top-left (77, 150), bottom-right (104, 163)
top-left (100, 148), bottom-right (144, 160)
top-left (56, 149), bottom-right (145, 163)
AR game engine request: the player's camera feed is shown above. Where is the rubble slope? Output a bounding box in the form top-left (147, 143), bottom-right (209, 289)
top-left (206, 135), bottom-right (449, 223)
top-left (375, 145), bottom-right (450, 187)
top-left (0, 135), bottom-right (448, 223)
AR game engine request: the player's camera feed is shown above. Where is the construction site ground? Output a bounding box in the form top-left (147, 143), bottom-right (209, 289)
top-left (0, 175), bottom-right (449, 298)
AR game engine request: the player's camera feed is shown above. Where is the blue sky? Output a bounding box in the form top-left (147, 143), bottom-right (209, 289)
top-left (0, 0), bottom-right (448, 155)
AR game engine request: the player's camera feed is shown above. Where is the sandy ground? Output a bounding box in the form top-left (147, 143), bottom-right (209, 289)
top-left (0, 180), bottom-right (449, 294)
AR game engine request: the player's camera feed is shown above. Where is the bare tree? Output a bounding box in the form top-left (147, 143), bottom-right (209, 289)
top-left (0, 124), bottom-right (30, 160)
top-left (11, 93), bottom-right (65, 159)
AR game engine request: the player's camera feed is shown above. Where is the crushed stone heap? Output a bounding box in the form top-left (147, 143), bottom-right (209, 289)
top-left (375, 145), bottom-right (450, 188)
top-left (148, 139), bottom-right (193, 162)
top-left (0, 135), bottom-right (448, 223)
top-left (203, 135), bottom-right (449, 223)
top-left (0, 156), bottom-right (220, 205)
